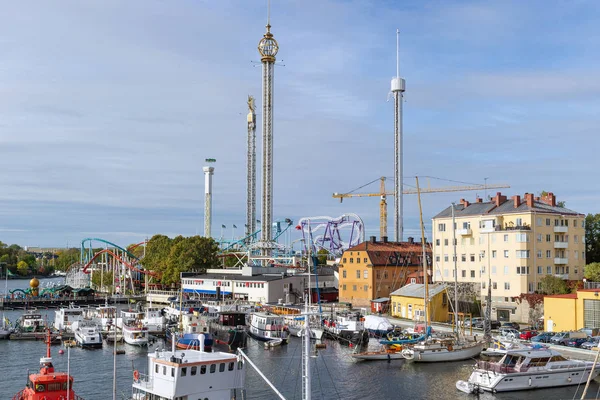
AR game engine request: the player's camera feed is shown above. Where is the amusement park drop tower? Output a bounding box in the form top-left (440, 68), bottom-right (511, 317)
top-left (257, 5), bottom-right (278, 259)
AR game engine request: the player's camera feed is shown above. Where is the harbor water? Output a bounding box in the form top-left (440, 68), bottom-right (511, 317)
top-left (2, 279), bottom-right (600, 399)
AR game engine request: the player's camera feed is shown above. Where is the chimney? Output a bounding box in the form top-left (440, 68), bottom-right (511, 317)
top-left (382, 236), bottom-right (388, 243)
top-left (460, 198), bottom-right (470, 208)
top-left (535, 196), bottom-right (540, 201)
top-left (493, 192), bottom-right (507, 207)
top-left (370, 236), bottom-right (376, 244)
top-left (512, 195), bottom-right (521, 209)
top-left (408, 237), bottom-right (414, 244)
top-left (525, 193), bottom-right (534, 208)
top-left (475, 197), bottom-right (483, 203)
top-left (541, 192), bottom-right (556, 207)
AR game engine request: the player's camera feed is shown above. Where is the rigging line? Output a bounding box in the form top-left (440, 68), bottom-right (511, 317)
top-left (418, 175), bottom-right (487, 187)
top-left (313, 351), bottom-right (325, 398)
top-left (340, 177), bottom-right (382, 195)
top-left (280, 333), bottom-right (299, 385)
top-left (319, 345), bottom-right (342, 400)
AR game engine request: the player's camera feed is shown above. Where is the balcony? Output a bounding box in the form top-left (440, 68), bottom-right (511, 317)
top-left (455, 228), bottom-right (472, 236)
top-left (554, 242), bottom-right (568, 249)
top-left (554, 226), bottom-right (568, 233)
top-left (554, 274), bottom-right (569, 280)
top-left (554, 257), bottom-right (568, 264)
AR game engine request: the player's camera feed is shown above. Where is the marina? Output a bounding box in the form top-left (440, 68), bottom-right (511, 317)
top-left (1, 0), bottom-right (599, 399)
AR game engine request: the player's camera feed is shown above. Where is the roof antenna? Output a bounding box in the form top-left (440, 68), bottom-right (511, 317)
top-left (396, 28), bottom-right (400, 79)
top-left (267, 0), bottom-right (271, 27)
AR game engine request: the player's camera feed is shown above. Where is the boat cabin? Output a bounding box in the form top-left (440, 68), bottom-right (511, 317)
top-left (218, 312), bottom-right (247, 328)
top-left (131, 348), bottom-right (245, 400)
top-left (480, 348), bottom-right (572, 373)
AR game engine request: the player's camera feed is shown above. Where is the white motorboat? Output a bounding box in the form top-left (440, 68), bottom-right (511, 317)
top-left (122, 309), bottom-right (149, 346)
top-left (247, 312), bottom-right (289, 343)
top-left (131, 334), bottom-right (246, 400)
top-left (92, 303), bottom-right (121, 332)
top-left (142, 306), bottom-right (166, 331)
top-left (53, 304), bottom-right (84, 333)
top-left (264, 338), bottom-right (283, 348)
top-left (457, 347), bottom-right (600, 393)
top-left (72, 320), bottom-right (103, 348)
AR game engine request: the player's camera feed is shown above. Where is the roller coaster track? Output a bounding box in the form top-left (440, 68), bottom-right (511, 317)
top-left (81, 248), bottom-right (158, 277)
top-left (80, 238), bottom-right (140, 263)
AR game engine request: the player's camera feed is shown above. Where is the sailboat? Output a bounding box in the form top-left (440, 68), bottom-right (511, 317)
top-left (401, 177), bottom-right (484, 362)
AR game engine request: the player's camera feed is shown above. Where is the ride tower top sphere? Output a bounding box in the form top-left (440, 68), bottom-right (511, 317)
top-left (257, 6), bottom-right (279, 260)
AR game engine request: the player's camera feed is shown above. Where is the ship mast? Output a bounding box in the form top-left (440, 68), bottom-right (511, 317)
top-left (415, 177), bottom-right (429, 330)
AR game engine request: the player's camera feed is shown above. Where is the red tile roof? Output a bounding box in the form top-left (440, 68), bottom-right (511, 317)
top-left (344, 240), bottom-right (432, 267)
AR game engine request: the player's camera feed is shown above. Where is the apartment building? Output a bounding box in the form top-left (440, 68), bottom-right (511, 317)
top-left (338, 236), bottom-right (432, 307)
top-left (432, 192), bottom-right (585, 323)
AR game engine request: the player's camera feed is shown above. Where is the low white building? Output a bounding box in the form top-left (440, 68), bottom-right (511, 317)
top-left (181, 266), bottom-right (337, 304)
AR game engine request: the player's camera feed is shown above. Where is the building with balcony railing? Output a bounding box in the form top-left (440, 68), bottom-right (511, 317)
top-left (432, 191), bottom-right (585, 324)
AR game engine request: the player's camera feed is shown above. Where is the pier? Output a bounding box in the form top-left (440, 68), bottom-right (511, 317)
top-left (0, 294), bottom-right (146, 310)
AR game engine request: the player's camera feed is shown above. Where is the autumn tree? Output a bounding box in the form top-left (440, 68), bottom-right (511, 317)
top-left (586, 213), bottom-right (600, 264)
top-left (584, 262), bottom-right (600, 282)
top-left (16, 260), bottom-right (29, 276)
top-left (539, 275), bottom-right (569, 295)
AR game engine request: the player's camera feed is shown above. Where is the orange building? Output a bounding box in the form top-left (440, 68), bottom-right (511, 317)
top-left (338, 236), bottom-right (432, 307)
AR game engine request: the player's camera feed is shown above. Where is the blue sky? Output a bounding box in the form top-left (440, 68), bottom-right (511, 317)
top-left (1, 0), bottom-right (599, 248)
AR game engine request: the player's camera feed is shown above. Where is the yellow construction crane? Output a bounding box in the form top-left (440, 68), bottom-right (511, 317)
top-left (332, 177), bottom-right (510, 239)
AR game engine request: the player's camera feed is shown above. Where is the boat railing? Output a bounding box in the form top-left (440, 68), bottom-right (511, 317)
top-left (134, 372), bottom-right (153, 389)
top-left (11, 389), bottom-right (24, 400)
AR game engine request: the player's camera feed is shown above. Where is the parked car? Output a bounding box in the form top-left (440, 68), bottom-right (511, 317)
top-left (550, 331), bottom-right (588, 345)
top-left (499, 328), bottom-right (521, 339)
top-left (500, 322), bottom-right (520, 330)
top-left (581, 336), bottom-right (600, 350)
top-left (519, 330), bottom-right (538, 340)
top-left (531, 332), bottom-right (554, 343)
top-left (463, 318), bottom-right (483, 328)
top-left (566, 337), bottom-right (590, 348)
top-left (472, 319), bottom-right (501, 330)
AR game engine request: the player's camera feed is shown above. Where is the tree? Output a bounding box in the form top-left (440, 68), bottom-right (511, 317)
top-left (584, 262), bottom-right (600, 282)
top-left (16, 260), bottom-right (29, 276)
top-left (91, 270), bottom-right (114, 290)
top-left (317, 249), bottom-right (329, 265)
top-left (55, 248), bottom-right (80, 271)
top-left (514, 293), bottom-right (544, 327)
top-left (586, 214), bottom-right (600, 264)
top-left (539, 275), bottom-right (569, 295)
top-left (142, 235), bottom-right (219, 286)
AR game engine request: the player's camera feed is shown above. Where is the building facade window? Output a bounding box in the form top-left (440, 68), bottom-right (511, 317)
top-left (470, 254), bottom-right (476, 262)
top-left (444, 239), bottom-right (449, 246)
top-left (537, 266), bottom-right (542, 274)
top-left (356, 270), bottom-right (360, 278)
top-left (547, 266), bottom-right (552, 274)
top-left (343, 270), bottom-right (347, 278)
top-left (470, 270), bottom-right (475, 278)
top-left (504, 282), bottom-right (510, 290)
top-left (444, 254), bottom-right (449, 262)
top-left (504, 266), bottom-right (509, 275)
top-left (436, 239), bottom-right (440, 246)
top-left (537, 250), bottom-right (542, 258)
top-left (352, 285), bottom-right (357, 291)
top-left (504, 250), bottom-right (509, 258)
top-left (516, 233), bottom-right (529, 242)
top-left (546, 250), bottom-right (552, 258)
top-left (461, 270), bottom-right (466, 278)
top-left (493, 282), bottom-right (497, 289)
top-left (504, 234), bottom-right (509, 242)
top-left (492, 250), bottom-right (497, 258)
top-left (537, 218), bottom-right (542, 226)
top-left (516, 250), bottom-right (530, 259)
top-left (438, 223), bottom-right (446, 231)
top-left (363, 270), bottom-right (368, 279)
top-left (461, 254), bottom-right (466, 262)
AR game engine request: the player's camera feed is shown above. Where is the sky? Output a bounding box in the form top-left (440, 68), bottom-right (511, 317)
top-left (0, 0), bottom-right (599, 248)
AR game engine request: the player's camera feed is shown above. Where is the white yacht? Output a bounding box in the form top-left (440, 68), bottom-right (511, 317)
top-left (456, 347), bottom-right (600, 393)
top-left (53, 304), bottom-right (84, 333)
top-left (401, 335), bottom-right (484, 362)
top-left (247, 312), bottom-right (289, 343)
top-left (92, 303), bottom-right (121, 332)
top-left (131, 334), bottom-right (245, 400)
top-left (72, 320), bottom-right (103, 348)
top-left (122, 309), bottom-right (148, 346)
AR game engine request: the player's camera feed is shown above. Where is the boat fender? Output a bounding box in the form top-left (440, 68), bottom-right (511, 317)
top-left (447, 345), bottom-right (453, 352)
top-left (528, 377), bottom-right (532, 386)
top-left (568, 376), bottom-right (572, 382)
top-left (133, 370), bottom-right (140, 381)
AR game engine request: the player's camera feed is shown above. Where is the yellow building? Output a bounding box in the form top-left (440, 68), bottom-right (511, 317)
top-left (390, 283), bottom-right (449, 323)
top-left (338, 237), bottom-right (431, 307)
top-left (543, 289), bottom-right (600, 332)
top-left (432, 192), bottom-right (586, 323)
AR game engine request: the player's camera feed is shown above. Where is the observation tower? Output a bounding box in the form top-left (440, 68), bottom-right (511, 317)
top-left (391, 29), bottom-right (406, 242)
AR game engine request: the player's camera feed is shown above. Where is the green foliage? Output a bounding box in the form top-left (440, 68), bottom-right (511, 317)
top-left (586, 214), bottom-right (600, 264)
top-left (539, 190), bottom-right (565, 207)
top-left (16, 260), bottom-right (29, 276)
top-left (539, 275), bottom-right (569, 295)
top-left (584, 262), bottom-right (600, 282)
top-left (317, 249), bottom-right (329, 265)
top-left (55, 248), bottom-right (81, 271)
top-left (143, 235), bottom-right (219, 286)
top-left (91, 270), bottom-right (114, 290)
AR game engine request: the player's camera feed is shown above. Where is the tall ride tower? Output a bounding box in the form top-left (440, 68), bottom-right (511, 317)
top-left (246, 95), bottom-right (257, 241)
top-left (257, 5), bottom-right (279, 258)
top-left (391, 29), bottom-right (406, 242)
top-left (203, 159), bottom-right (216, 238)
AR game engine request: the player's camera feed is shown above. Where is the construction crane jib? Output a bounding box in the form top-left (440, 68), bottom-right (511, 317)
top-left (332, 177), bottom-right (510, 240)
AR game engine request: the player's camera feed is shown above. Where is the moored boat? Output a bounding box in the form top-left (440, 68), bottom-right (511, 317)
top-left (247, 312), bottom-right (289, 343)
top-left (456, 347), bottom-right (600, 393)
top-left (351, 344), bottom-right (405, 361)
top-left (122, 309), bottom-right (148, 346)
top-left (208, 311), bottom-right (248, 351)
top-left (323, 311), bottom-right (369, 345)
top-left (11, 329), bottom-right (84, 399)
top-left (16, 310), bottom-right (45, 333)
top-left (131, 332), bottom-right (245, 400)
top-left (53, 304), bottom-right (84, 333)
top-left (72, 320), bottom-right (103, 349)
